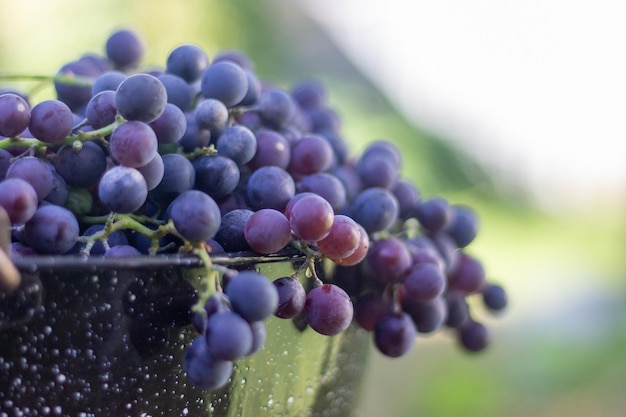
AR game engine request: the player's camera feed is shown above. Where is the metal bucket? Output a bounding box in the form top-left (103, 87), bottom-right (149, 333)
top-left (1, 254), bottom-right (369, 416)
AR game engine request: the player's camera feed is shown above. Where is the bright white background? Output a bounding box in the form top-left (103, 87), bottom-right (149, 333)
top-left (298, 0), bottom-right (626, 212)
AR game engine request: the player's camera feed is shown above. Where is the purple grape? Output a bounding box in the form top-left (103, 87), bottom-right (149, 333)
top-left (374, 312), bottom-right (417, 357)
top-left (316, 214), bottom-right (361, 259)
top-left (44, 170), bottom-right (68, 206)
top-left (149, 153), bottom-right (195, 205)
top-left (216, 125), bottom-right (257, 166)
top-left (403, 263), bottom-right (446, 302)
top-left (22, 204), bottom-right (79, 254)
top-left (214, 209), bottom-right (254, 252)
top-left (245, 166), bottom-right (295, 211)
top-left (481, 283), bottom-right (508, 312)
top-left (193, 154), bottom-right (240, 199)
top-left (272, 276), bottom-right (306, 319)
top-left (166, 44), bottom-right (210, 83)
top-left (414, 197), bottom-right (453, 233)
top-left (288, 134), bottom-right (334, 176)
top-left (0, 178), bottom-right (38, 225)
top-left (239, 70), bottom-right (262, 106)
top-left (248, 129), bottom-right (291, 170)
top-left (244, 208), bottom-right (291, 255)
top-left (28, 99), bottom-right (73, 144)
top-left (91, 70), bottom-right (126, 95)
top-left (291, 80), bottom-right (327, 110)
top-left (183, 336), bottom-right (232, 391)
top-left (54, 141), bottom-right (107, 188)
top-left (289, 193), bottom-right (334, 243)
top-left (213, 49), bottom-right (254, 71)
top-left (350, 187), bottom-right (399, 234)
top-left (105, 29), bottom-right (144, 69)
top-left (104, 244), bottom-right (142, 258)
top-left (392, 180), bottom-right (421, 220)
top-left (135, 153), bottom-right (164, 190)
top-left (169, 190), bottom-right (221, 242)
top-left (458, 320), bottom-right (489, 352)
top-left (447, 253), bottom-right (486, 294)
top-left (401, 295), bottom-right (447, 334)
top-left (354, 291), bottom-right (393, 332)
top-left (256, 88), bottom-right (296, 129)
top-left (446, 204), bottom-right (479, 248)
top-left (200, 61), bottom-right (248, 107)
top-left (109, 121), bottom-right (158, 168)
top-left (115, 73), bottom-right (167, 123)
top-left (0, 93), bottom-right (31, 137)
top-left (86, 90), bottom-right (117, 129)
top-left (356, 152), bottom-right (399, 189)
top-left (226, 271), bottom-right (278, 322)
top-left (5, 156), bottom-right (53, 200)
top-left (54, 60), bottom-right (100, 111)
top-left (194, 98), bottom-right (229, 131)
top-left (332, 223), bottom-right (369, 266)
top-left (366, 237), bottom-right (412, 284)
top-left (445, 291), bottom-right (470, 328)
top-left (297, 172), bottom-right (347, 212)
top-left (247, 320), bottom-right (267, 356)
top-left (205, 311), bottom-right (253, 361)
top-left (98, 165), bottom-right (148, 213)
top-left (179, 112), bottom-right (212, 152)
top-left (304, 284), bottom-right (353, 336)
top-left (0, 149), bottom-right (12, 179)
top-left (149, 103), bottom-right (187, 144)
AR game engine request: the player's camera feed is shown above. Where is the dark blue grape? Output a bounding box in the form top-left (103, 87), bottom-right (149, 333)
top-left (288, 134), bottom-right (334, 176)
top-left (414, 197), bottom-right (452, 233)
top-left (183, 336), bottom-right (232, 391)
top-left (214, 209), bottom-right (254, 252)
top-left (226, 271), bottom-right (278, 322)
top-left (136, 153), bottom-right (164, 191)
top-left (149, 153), bottom-right (195, 205)
top-left (22, 204), bottom-right (79, 254)
top-left (179, 112), bottom-right (212, 152)
top-left (392, 180), bottom-right (421, 220)
top-left (115, 73), bottom-right (167, 123)
top-left (149, 103), bottom-right (187, 145)
top-left (169, 190), bottom-right (221, 242)
top-left (446, 204), bottom-right (479, 248)
top-left (216, 125), bottom-right (257, 166)
top-left (54, 60), bottom-right (100, 111)
top-left (86, 90), bottom-right (117, 129)
top-left (158, 73), bottom-right (193, 111)
top-left (291, 80), bottom-right (327, 110)
top-left (247, 320), bottom-right (267, 356)
top-left (55, 141), bottom-right (107, 188)
top-left (193, 154), bottom-right (240, 200)
top-left (402, 295), bottom-right (447, 334)
top-left (109, 121), bottom-right (158, 168)
top-left (91, 70), bottom-right (126, 95)
top-left (239, 70), bottom-right (262, 106)
top-left (272, 276), bottom-right (306, 319)
top-left (98, 165), bottom-right (148, 213)
top-left (200, 61), bottom-right (248, 107)
top-left (481, 283), bottom-right (508, 312)
top-left (403, 263), bottom-right (446, 302)
top-left (213, 50), bottom-right (254, 71)
top-left (44, 170), bottom-right (68, 206)
top-left (256, 88), bottom-right (296, 129)
top-left (194, 98), bottom-right (229, 131)
top-left (5, 156), bottom-right (54, 200)
top-left (104, 244), bottom-right (142, 258)
top-left (350, 187), bottom-right (399, 234)
top-left (205, 311), bottom-right (253, 361)
top-left (245, 166), bottom-right (295, 211)
top-left (356, 151), bottom-right (399, 189)
top-left (248, 129), bottom-right (291, 170)
top-left (297, 172), bottom-right (347, 212)
top-left (458, 320), bottom-right (489, 352)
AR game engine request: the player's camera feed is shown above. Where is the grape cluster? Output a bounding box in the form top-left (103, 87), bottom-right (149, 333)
top-left (0, 29), bottom-right (508, 392)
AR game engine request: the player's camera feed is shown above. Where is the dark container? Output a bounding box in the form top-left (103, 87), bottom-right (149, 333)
top-left (0, 254), bottom-right (369, 416)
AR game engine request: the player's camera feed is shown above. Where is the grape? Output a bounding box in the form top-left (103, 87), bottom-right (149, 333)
top-left (392, 180), bottom-right (421, 220)
top-left (481, 283), bottom-right (508, 312)
top-left (291, 80), bottom-right (327, 110)
top-left (115, 73), bottom-right (167, 123)
top-left (458, 320), bottom-right (489, 352)
top-left (0, 93), bottom-right (31, 137)
top-left (193, 155), bottom-right (240, 200)
top-left (414, 197), bottom-right (453, 234)
top-left (445, 291), bottom-right (470, 328)
top-left (245, 166), bottom-right (295, 211)
top-left (54, 141), bottom-right (107, 188)
top-left (22, 204), bottom-right (79, 254)
top-left (213, 49), bottom-right (254, 71)
top-left (239, 70), bottom-right (262, 107)
top-left (214, 209), bottom-right (254, 252)
top-left (316, 214), bottom-right (361, 259)
top-left (149, 103), bottom-right (187, 145)
top-left (98, 165), bottom-right (148, 213)
top-left (183, 336), bottom-right (232, 391)
top-left (169, 190), bottom-right (221, 242)
top-left (244, 209), bottom-right (291, 255)
top-left (0, 178), bottom-right (38, 225)
top-left (5, 156), bottom-right (54, 200)
top-left (85, 90), bottom-right (117, 129)
top-left (54, 60), bottom-right (100, 111)
top-left (350, 187), bottom-right (399, 234)
top-left (272, 276), bottom-right (306, 319)
top-left (28, 99), bottom-right (73, 144)
top-left (91, 70), bottom-right (126, 95)
top-left (356, 151), bottom-right (399, 189)
top-left (366, 236), bottom-right (412, 284)
top-left (401, 295), bottom-right (447, 334)
top-left (109, 121), bottom-right (158, 168)
top-left (149, 153), bottom-right (196, 205)
top-left (288, 134), bottom-right (334, 176)
top-left (104, 244), bottom-right (142, 258)
top-left (288, 193), bottom-right (334, 242)
top-left (447, 253), bottom-right (486, 294)
top-left (200, 61), bottom-right (248, 107)
top-left (158, 73), bottom-right (193, 111)
top-left (205, 312), bottom-right (253, 361)
top-left (247, 129), bottom-right (291, 170)
top-left (304, 284), bottom-right (353, 336)
top-left (361, 140), bottom-right (402, 168)
top-left (136, 153), bottom-right (164, 190)
top-left (297, 172), bottom-right (347, 212)
top-left (179, 112), bottom-right (212, 152)
top-left (216, 125), bottom-right (257, 166)
top-left (403, 263), bottom-right (446, 302)
top-left (446, 204), bottom-right (479, 248)
top-left (226, 271), bottom-right (278, 322)
top-left (44, 170), bottom-right (68, 206)
top-left (256, 88), bottom-right (296, 129)
top-left (306, 106), bottom-right (341, 134)
top-left (105, 29), bottom-right (144, 69)
top-left (0, 149), bottom-right (12, 179)
top-left (166, 44), bottom-right (210, 83)
top-left (374, 312), bottom-right (417, 358)
top-left (247, 320), bottom-right (267, 356)
top-left (194, 98), bottom-right (229, 131)
top-left (354, 291), bottom-right (392, 332)
top-left (331, 223), bottom-right (369, 266)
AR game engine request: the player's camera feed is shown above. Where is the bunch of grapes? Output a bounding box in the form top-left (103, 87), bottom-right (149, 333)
top-left (0, 29), bottom-right (508, 392)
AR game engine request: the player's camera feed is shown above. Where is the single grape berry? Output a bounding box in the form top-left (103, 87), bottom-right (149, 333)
top-left (226, 271), bottom-right (279, 322)
top-left (0, 93), bottom-right (31, 137)
top-left (374, 312), bottom-right (417, 358)
top-left (273, 276), bottom-right (306, 319)
top-left (304, 284), bottom-right (353, 336)
top-left (169, 190), bottom-right (221, 243)
top-left (115, 73), bottom-right (167, 123)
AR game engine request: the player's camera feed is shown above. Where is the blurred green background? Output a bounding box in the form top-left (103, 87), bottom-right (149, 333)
top-left (1, 0), bottom-right (625, 416)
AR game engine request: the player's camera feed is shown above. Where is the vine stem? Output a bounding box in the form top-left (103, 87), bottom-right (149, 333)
top-left (0, 73), bottom-right (95, 87)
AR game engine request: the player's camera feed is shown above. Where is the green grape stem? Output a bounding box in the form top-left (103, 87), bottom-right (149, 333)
top-left (0, 73), bottom-right (95, 87)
